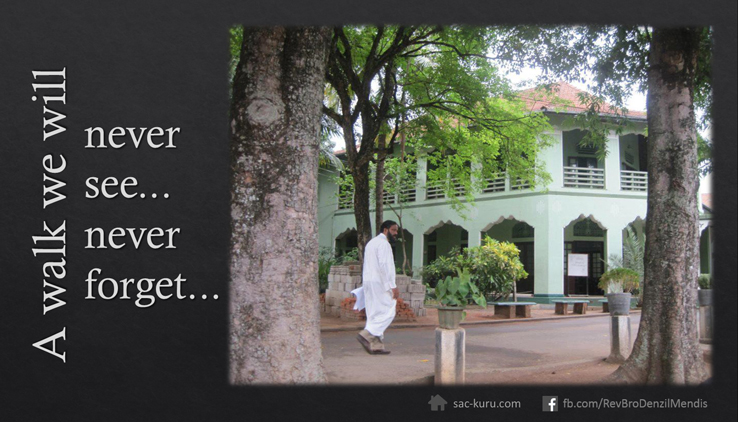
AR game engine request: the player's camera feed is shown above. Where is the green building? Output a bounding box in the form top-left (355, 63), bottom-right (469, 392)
top-left (318, 82), bottom-right (711, 299)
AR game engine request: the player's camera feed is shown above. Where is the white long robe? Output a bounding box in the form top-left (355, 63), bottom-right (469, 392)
top-left (362, 233), bottom-right (397, 337)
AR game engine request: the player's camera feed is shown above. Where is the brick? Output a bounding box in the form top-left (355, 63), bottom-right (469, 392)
top-left (408, 284), bottom-right (425, 293)
top-left (396, 285), bottom-right (408, 293)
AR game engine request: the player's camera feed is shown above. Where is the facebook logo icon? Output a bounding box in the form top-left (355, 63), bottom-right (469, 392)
top-left (542, 396), bottom-right (558, 412)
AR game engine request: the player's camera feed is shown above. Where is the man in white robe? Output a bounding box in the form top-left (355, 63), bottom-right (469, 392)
top-left (357, 220), bottom-right (399, 354)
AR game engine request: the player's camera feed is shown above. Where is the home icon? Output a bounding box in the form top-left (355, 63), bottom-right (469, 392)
top-left (428, 394), bottom-right (447, 411)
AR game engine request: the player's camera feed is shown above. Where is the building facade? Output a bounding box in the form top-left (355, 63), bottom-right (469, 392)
top-left (317, 83), bottom-right (709, 299)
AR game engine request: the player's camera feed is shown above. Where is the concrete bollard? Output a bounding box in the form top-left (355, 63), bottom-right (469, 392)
top-left (606, 315), bottom-right (631, 364)
top-left (698, 306), bottom-right (713, 344)
top-left (435, 327), bottom-right (465, 385)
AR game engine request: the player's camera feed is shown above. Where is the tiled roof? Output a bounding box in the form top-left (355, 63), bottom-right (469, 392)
top-left (517, 81), bottom-right (647, 119)
top-left (332, 81), bottom-right (647, 153)
top-left (701, 193), bottom-right (712, 212)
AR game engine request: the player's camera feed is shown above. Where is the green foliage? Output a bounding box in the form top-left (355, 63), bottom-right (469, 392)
top-left (421, 237), bottom-right (528, 301)
top-left (489, 25), bottom-right (713, 159)
top-left (698, 274), bottom-right (712, 290)
top-left (434, 269), bottom-right (486, 308)
top-left (324, 25), bottom-right (554, 218)
top-left (697, 133), bottom-right (713, 176)
top-left (339, 247), bottom-right (360, 263)
top-left (318, 248), bottom-right (338, 293)
top-left (420, 254), bottom-right (457, 288)
top-left (605, 225), bottom-right (644, 300)
top-left (598, 268), bottom-right (640, 293)
top-left (229, 26), bottom-right (244, 81)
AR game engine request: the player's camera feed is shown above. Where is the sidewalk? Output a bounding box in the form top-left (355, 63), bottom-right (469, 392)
top-left (320, 304), bottom-right (633, 332)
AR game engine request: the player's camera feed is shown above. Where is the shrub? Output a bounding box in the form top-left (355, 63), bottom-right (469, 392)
top-left (698, 274), bottom-right (712, 289)
top-left (435, 268), bottom-right (486, 308)
top-left (598, 268), bottom-right (640, 293)
top-left (318, 248), bottom-right (338, 293)
top-left (420, 253), bottom-right (458, 288)
top-left (420, 237), bottom-right (528, 301)
top-left (339, 247), bottom-right (359, 264)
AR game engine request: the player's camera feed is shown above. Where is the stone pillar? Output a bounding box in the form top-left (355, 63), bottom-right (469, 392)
top-left (435, 327), bottom-right (465, 385)
top-left (698, 290), bottom-right (713, 344)
top-left (606, 315), bottom-right (631, 363)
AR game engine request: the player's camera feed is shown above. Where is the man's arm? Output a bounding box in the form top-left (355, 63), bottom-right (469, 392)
top-left (380, 242), bottom-right (397, 296)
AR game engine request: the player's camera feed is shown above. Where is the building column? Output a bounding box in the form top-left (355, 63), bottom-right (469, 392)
top-left (465, 224), bottom-right (482, 248)
top-left (416, 156), bottom-right (427, 203)
top-left (534, 211), bottom-right (564, 296)
top-left (606, 223), bottom-right (624, 266)
top-left (541, 130), bottom-right (564, 189)
top-left (412, 230), bottom-right (424, 274)
top-left (605, 132), bottom-right (621, 192)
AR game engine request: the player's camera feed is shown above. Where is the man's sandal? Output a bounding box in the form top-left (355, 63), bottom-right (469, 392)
top-left (357, 334), bottom-right (391, 355)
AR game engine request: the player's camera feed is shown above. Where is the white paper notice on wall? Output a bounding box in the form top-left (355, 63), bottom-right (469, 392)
top-left (567, 253), bottom-right (589, 277)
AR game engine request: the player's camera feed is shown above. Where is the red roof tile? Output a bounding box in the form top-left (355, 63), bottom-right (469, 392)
top-left (701, 193), bottom-right (712, 211)
top-left (517, 81), bottom-right (647, 119)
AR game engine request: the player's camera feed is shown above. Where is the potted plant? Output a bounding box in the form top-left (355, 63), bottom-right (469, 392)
top-left (434, 269), bottom-right (486, 329)
top-left (598, 268), bottom-right (640, 316)
top-left (697, 274), bottom-right (712, 307)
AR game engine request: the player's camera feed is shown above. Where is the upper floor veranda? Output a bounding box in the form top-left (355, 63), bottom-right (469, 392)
top-left (326, 118), bottom-right (649, 213)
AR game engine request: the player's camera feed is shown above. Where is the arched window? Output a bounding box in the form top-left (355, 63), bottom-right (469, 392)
top-left (512, 222), bottom-right (534, 239)
top-left (573, 219), bottom-right (604, 237)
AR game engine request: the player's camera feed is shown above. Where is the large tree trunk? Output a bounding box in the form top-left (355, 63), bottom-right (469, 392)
top-left (608, 27), bottom-right (708, 384)
top-left (229, 27), bottom-right (331, 384)
top-left (352, 160), bottom-right (373, 263)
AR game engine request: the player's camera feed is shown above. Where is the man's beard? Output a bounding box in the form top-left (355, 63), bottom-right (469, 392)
top-left (386, 232), bottom-right (396, 244)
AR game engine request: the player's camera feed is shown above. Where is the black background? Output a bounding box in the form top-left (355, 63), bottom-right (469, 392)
top-left (1, 1), bottom-right (735, 421)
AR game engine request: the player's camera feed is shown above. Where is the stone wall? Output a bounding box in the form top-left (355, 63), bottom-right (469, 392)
top-left (324, 261), bottom-right (362, 317)
top-left (396, 275), bottom-right (427, 317)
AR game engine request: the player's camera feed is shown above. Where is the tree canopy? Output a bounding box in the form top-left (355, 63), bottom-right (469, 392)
top-left (324, 25), bottom-right (553, 255)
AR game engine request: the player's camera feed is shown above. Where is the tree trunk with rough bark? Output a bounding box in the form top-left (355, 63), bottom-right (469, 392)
top-left (352, 160), bottom-right (373, 263)
top-left (229, 27), bottom-right (331, 384)
top-left (375, 146), bottom-right (387, 232)
top-left (608, 27), bottom-right (709, 384)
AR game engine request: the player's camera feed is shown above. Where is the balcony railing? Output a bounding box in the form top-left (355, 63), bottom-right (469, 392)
top-left (483, 174), bottom-right (505, 193)
top-left (382, 190), bottom-right (395, 205)
top-left (563, 166), bottom-right (605, 189)
top-left (621, 170), bottom-right (648, 192)
top-left (511, 177), bottom-right (531, 191)
top-left (401, 187), bottom-right (417, 202)
top-left (381, 187), bottom-right (417, 205)
top-left (338, 191), bottom-right (353, 210)
top-left (426, 178), bottom-right (465, 200)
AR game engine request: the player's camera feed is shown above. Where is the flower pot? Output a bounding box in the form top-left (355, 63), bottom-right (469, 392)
top-left (698, 289), bottom-right (713, 307)
top-left (606, 293), bottom-right (632, 316)
top-left (437, 306), bottom-right (464, 329)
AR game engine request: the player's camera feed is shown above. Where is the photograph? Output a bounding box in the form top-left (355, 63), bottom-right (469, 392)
top-left (1, 1), bottom-right (735, 420)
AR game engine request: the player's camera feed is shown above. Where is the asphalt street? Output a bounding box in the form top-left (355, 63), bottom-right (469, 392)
top-left (321, 314), bottom-right (641, 384)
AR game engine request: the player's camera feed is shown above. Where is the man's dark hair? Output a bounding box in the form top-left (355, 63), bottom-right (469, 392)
top-left (379, 220), bottom-right (398, 234)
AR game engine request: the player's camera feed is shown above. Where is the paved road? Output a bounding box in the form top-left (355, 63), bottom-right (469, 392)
top-left (322, 314), bottom-right (640, 384)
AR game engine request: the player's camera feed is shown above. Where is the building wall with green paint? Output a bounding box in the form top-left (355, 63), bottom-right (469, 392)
top-left (318, 116), bottom-right (651, 296)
